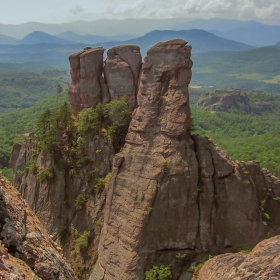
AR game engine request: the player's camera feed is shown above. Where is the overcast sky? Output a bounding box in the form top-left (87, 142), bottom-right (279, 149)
top-left (0, 0), bottom-right (279, 25)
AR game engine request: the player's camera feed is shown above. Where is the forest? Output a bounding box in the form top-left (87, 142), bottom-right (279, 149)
top-left (1, 86), bottom-right (280, 181)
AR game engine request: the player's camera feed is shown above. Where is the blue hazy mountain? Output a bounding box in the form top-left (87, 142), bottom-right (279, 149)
top-left (17, 31), bottom-right (74, 45)
top-left (92, 29), bottom-right (252, 55)
top-left (0, 34), bottom-right (18, 45)
top-left (170, 19), bottom-right (280, 46)
top-left (57, 31), bottom-right (135, 44)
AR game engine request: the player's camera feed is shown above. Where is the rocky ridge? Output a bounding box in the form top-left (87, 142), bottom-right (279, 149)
top-left (10, 40), bottom-right (280, 280)
top-left (197, 89), bottom-right (277, 114)
top-left (0, 172), bottom-right (77, 279)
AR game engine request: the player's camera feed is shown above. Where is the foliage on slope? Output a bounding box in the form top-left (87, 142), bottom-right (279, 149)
top-left (191, 89), bottom-right (280, 177)
top-left (0, 68), bottom-right (70, 114)
top-left (191, 46), bottom-right (280, 93)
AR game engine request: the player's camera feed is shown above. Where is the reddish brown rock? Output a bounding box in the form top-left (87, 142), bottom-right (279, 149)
top-left (104, 45), bottom-right (142, 109)
top-left (0, 173), bottom-right (77, 279)
top-left (92, 39), bottom-right (197, 280)
top-left (194, 235), bottom-right (280, 280)
top-left (69, 48), bottom-right (104, 115)
top-left (91, 40), bottom-right (280, 280)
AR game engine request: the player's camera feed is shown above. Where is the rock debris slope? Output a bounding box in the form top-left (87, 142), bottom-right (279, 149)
top-left (0, 172), bottom-right (77, 279)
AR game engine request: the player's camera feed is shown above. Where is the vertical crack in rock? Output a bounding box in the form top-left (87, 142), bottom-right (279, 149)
top-left (69, 48), bottom-right (104, 115)
top-left (104, 45), bottom-right (142, 110)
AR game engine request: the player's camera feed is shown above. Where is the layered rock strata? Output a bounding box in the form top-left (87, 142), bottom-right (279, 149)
top-left (91, 40), bottom-right (280, 280)
top-left (69, 45), bottom-right (142, 114)
top-left (194, 235), bottom-right (280, 280)
top-left (0, 172), bottom-right (77, 279)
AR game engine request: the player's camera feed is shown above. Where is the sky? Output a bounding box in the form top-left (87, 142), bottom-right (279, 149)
top-left (0, 0), bottom-right (280, 25)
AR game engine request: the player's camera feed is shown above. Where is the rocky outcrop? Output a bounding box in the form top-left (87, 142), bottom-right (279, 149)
top-left (0, 172), bottom-right (77, 279)
top-left (91, 40), bottom-right (280, 280)
top-left (11, 133), bottom-right (114, 278)
top-left (194, 235), bottom-right (280, 280)
top-left (69, 48), bottom-right (104, 115)
top-left (11, 41), bottom-right (280, 280)
top-left (68, 45), bottom-right (142, 114)
top-left (197, 91), bottom-right (276, 114)
top-left (104, 45), bottom-right (142, 110)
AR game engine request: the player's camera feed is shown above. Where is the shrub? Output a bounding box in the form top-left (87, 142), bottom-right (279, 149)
top-left (37, 168), bottom-right (53, 183)
top-left (75, 230), bottom-right (90, 249)
top-left (105, 98), bottom-right (132, 152)
top-left (94, 173), bottom-right (111, 193)
top-left (75, 194), bottom-right (87, 210)
top-left (145, 265), bottom-right (172, 280)
top-left (23, 158), bottom-right (38, 175)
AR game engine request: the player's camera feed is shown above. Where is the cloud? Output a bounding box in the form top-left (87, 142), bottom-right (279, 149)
top-left (97, 0), bottom-right (280, 24)
top-left (69, 5), bottom-right (84, 15)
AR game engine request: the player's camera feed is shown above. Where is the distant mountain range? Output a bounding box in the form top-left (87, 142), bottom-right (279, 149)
top-left (0, 29), bottom-right (253, 68)
top-left (169, 19), bottom-right (280, 46)
top-left (17, 31), bottom-right (74, 45)
top-left (57, 31), bottom-right (135, 44)
top-left (0, 34), bottom-right (18, 44)
top-left (0, 18), bottom-right (279, 46)
top-left (97, 29), bottom-right (252, 55)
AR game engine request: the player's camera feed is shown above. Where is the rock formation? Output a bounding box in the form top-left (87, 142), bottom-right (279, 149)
top-left (197, 90), bottom-right (277, 114)
top-left (104, 45), bottom-right (142, 110)
top-left (10, 132), bottom-right (114, 278)
top-left (90, 40), bottom-right (280, 279)
top-left (69, 45), bottom-right (142, 114)
top-left (11, 41), bottom-right (280, 280)
top-left (0, 172), bottom-right (77, 279)
top-left (194, 235), bottom-right (280, 280)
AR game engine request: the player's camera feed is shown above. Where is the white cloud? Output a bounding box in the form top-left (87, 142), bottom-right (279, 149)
top-left (0, 0), bottom-right (279, 25)
top-left (69, 5), bottom-right (84, 15)
top-left (89, 0), bottom-right (280, 24)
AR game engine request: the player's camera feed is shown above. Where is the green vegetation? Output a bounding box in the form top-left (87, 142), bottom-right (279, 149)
top-left (94, 173), bottom-right (111, 193)
top-left (75, 194), bottom-right (87, 210)
top-left (0, 90), bottom-right (68, 168)
top-left (0, 69), bottom-right (70, 114)
top-left (190, 89), bottom-right (280, 177)
top-left (0, 167), bottom-right (12, 182)
top-left (75, 230), bottom-right (90, 249)
top-left (37, 168), bottom-right (54, 183)
top-left (145, 265), bottom-right (172, 280)
top-left (105, 98), bottom-right (132, 152)
top-left (23, 158), bottom-right (38, 175)
top-left (191, 46), bottom-right (280, 93)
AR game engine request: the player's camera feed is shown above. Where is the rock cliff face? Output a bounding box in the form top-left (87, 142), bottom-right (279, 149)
top-left (11, 41), bottom-right (280, 280)
top-left (11, 133), bottom-right (114, 277)
top-left (91, 40), bottom-right (280, 280)
top-left (194, 235), bottom-right (280, 280)
top-left (0, 172), bottom-right (77, 279)
top-left (69, 45), bottom-right (142, 114)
